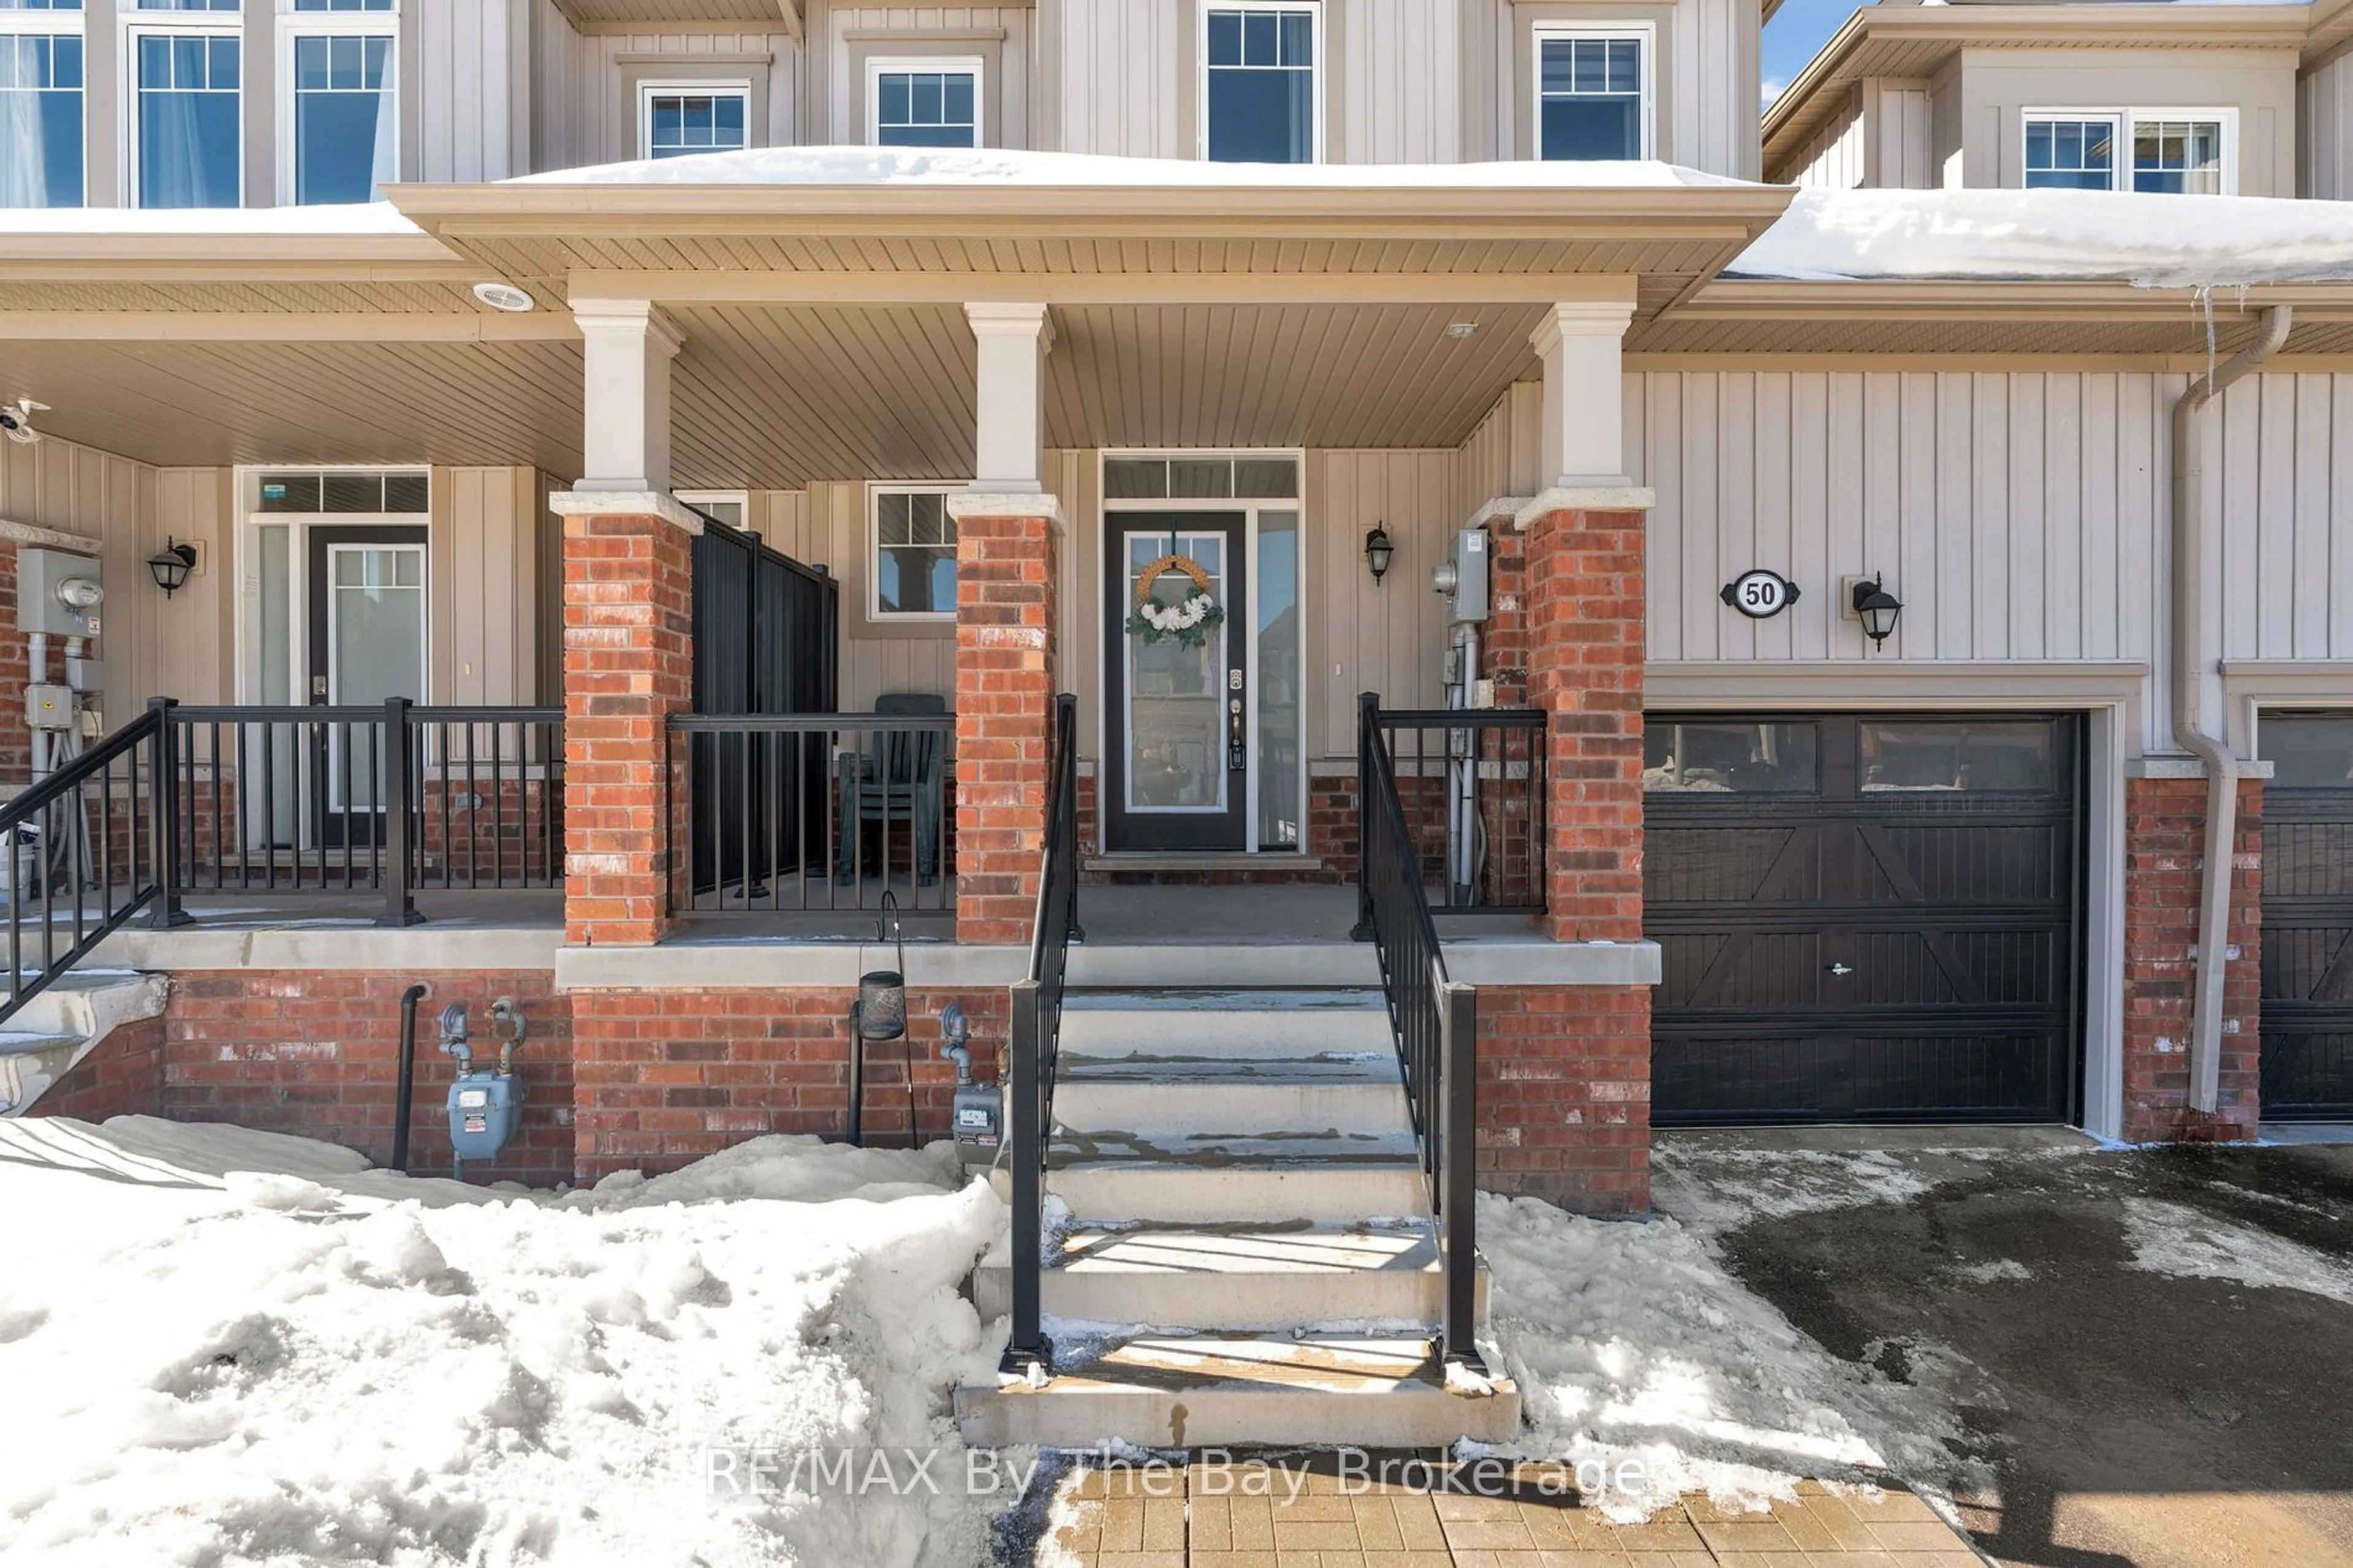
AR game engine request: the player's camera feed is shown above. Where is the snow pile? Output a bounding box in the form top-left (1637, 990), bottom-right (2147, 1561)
top-left (0, 203), bottom-right (422, 237)
top-left (0, 1118), bottom-right (1009, 1568)
top-left (1731, 185), bottom-right (2353, 288)
top-left (1476, 1193), bottom-right (1981, 1520)
top-left (2121, 1194), bottom-right (2353, 1307)
top-left (509, 143), bottom-right (1757, 191)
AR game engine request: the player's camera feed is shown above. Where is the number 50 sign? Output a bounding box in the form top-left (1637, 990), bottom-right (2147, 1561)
top-left (1719, 569), bottom-right (1800, 619)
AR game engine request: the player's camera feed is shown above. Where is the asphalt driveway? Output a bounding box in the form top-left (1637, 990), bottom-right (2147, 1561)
top-left (1653, 1130), bottom-right (2353, 1568)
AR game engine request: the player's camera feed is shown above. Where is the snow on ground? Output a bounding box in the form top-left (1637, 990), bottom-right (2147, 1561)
top-left (2120, 1194), bottom-right (2353, 1308)
top-left (1730, 184), bottom-right (2353, 287)
top-left (1473, 1192), bottom-right (1986, 1522)
top-left (0, 1117), bottom-right (1010, 1568)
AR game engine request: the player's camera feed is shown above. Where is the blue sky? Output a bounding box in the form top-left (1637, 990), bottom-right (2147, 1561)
top-left (1763, 0), bottom-right (1863, 103)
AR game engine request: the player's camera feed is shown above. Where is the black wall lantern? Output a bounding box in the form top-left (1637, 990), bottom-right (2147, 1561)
top-left (147, 539), bottom-right (198, 597)
top-left (1851, 574), bottom-right (1904, 647)
top-left (1363, 524), bottom-right (1394, 585)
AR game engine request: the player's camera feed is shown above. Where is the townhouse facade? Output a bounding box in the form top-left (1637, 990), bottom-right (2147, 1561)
top-left (0, 0), bottom-right (2347, 1229)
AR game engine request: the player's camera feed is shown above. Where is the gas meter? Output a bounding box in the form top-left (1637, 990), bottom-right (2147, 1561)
top-left (439, 999), bottom-right (527, 1163)
top-left (938, 1003), bottom-right (1002, 1168)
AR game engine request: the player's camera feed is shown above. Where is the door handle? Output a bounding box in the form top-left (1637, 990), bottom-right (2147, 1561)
top-left (1826, 962), bottom-right (1854, 977)
top-left (1227, 695), bottom-right (1245, 771)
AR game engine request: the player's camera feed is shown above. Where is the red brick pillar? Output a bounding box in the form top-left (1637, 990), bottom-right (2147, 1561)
top-left (952, 503), bottom-right (1058, 944)
top-left (2123, 774), bottom-right (2264, 1142)
top-left (1478, 503), bottom-right (1651, 1214)
top-left (559, 506), bottom-right (695, 947)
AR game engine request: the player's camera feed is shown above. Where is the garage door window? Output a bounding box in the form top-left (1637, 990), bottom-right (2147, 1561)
top-left (2262, 715), bottom-right (2353, 788)
top-left (1860, 720), bottom-right (2056, 792)
top-left (1643, 721), bottom-right (1818, 793)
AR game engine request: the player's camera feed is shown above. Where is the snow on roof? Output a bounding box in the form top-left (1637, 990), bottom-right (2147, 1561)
top-left (1730, 185), bottom-right (2353, 288)
top-left (503, 143), bottom-right (1763, 191)
top-left (0, 201), bottom-right (420, 237)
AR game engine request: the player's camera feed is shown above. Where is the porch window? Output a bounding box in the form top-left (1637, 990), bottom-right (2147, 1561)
top-left (2023, 116), bottom-right (2117, 191)
top-left (256, 469), bottom-right (429, 513)
top-left (1202, 2), bottom-right (1317, 164)
top-left (870, 486), bottom-right (957, 619)
top-left (133, 1), bottom-right (238, 9)
top-left (0, 28), bottom-right (83, 208)
top-left (2132, 118), bottom-right (2226, 194)
top-left (1534, 28), bottom-right (1649, 161)
top-left (677, 490), bottom-right (750, 532)
top-left (132, 27), bottom-right (240, 208)
top-left (286, 29), bottom-right (395, 204)
top-left (640, 83), bottom-right (748, 161)
top-left (870, 59), bottom-right (979, 149)
top-left (2021, 108), bottom-right (2234, 194)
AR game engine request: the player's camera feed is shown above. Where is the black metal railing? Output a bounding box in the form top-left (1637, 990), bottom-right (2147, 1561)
top-left (159, 699), bottom-right (564, 926)
top-left (1366, 705), bottom-right (1546, 918)
top-left (666, 711), bottom-right (958, 927)
top-left (0, 705), bottom-right (168, 1028)
top-left (1356, 692), bottom-right (1485, 1377)
top-left (1002, 692), bottom-right (1081, 1379)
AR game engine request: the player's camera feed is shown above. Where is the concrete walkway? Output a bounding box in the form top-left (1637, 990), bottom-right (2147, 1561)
top-left (1033, 1460), bottom-right (1980, 1566)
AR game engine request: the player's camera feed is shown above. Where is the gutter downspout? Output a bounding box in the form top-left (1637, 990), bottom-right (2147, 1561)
top-left (2167, 303), bottom-right (2291, 1115)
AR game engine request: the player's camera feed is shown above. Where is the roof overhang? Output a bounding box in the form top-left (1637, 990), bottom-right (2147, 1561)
top-left (1764, 4), bottom-right (2315, 176)
top-left (543, 0), bottom-right (801, 34)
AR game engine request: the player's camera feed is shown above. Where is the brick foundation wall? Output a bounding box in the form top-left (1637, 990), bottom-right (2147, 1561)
top-left (563, 511), bottom-right (694, 947)
top-left (160, 969), bottom-right (575, 1185)
top-left (0, 547), bottom-right (30, 792)
top-left (1477, 984), bottom-right (1651, 1215)
top-left (31, 1015), bottom-right (167, 1121)
top-left (571, 985), bottom-right (1006, 1181)
top-left (2123, 775), bottom-right (2264, 1143)
top-left (954, 512), bottom-right (1058, 942)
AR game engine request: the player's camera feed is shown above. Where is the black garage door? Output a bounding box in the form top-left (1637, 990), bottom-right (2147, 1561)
top-left (2259, 713), bottom-right (2353, 1121)
top-left (1646, 714), bottom-right (2083, 1126)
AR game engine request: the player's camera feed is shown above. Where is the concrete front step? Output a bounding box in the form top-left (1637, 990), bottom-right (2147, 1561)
top-left (1053, 1052), bottom-right (1409, 1139)
top-left (957, 1333), bottom-right (1519, 1448)
top-left (0, 1032), bottom-right (93, 1115)
top-left (0, 971), bottom-right (169, 1116)
top-left (1058, 988), bottom-right (1393, 1063)
top-left (975, 1221), bottom-right (1487, 1330)
top-left (1033, 1128), bottom-right (1431, 1224)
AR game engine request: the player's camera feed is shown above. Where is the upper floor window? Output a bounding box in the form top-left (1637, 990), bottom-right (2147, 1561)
top-left (286, 29), bottom-right (395, 204)
top-left (132, 28), bottom-right (240, 207)
top-left (0, 24), bottom-right (83, 207)
top-left (2023, 109), bottom-right (2234, 195)
top-left (293, 1), bottom-right (392, 9)
top-left (135, 1), bottom-right (239, 10)
top-left (870, 486), bottom-right (958, 619)
top-left (640, 82), bottom-right (747, 161)
top-left (870, 58), bottom-right (979, 149)
top-left (1534, 26), bottom-right (1650, 161)
top-left (1202, 2), bottom-right (1317, 164)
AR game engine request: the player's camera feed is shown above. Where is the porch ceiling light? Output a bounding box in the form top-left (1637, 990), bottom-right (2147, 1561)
top-left (1445, 320), bottom-right (1479, 339)
top-left (1851, 574), bottom-right (1903, 647)
top-left (471, 281), bottom-right (536, 313)
top-left (147, 539), bottom-right (197, 598)
top-left (1365, 525), bottom-right (1395, 585)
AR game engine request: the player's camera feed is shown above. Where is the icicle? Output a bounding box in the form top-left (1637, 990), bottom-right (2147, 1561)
top-left (2195, 283), bottom-right (2216, 385)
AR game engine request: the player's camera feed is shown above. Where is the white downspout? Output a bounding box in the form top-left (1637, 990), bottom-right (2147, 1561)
top-left (2167, 303), bottom-right (2291, 1115)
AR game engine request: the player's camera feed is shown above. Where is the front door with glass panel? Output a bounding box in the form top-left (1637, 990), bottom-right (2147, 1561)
top-left (1100, 455), bottom-right (1306, 856)
top-left (307, 526), bottom-right (426, 846)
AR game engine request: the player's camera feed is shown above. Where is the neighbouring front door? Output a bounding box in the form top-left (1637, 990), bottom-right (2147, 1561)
top-left (1104, 513), bottom-right (1249, 852)
top-left (308, 525), bottom-right (428, 846)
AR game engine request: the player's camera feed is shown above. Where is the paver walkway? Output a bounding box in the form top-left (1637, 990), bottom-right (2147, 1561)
top-left (1037, 1460), bottom-right (1981, 1566)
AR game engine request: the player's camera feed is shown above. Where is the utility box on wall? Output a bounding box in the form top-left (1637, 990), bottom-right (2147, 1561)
top-left (15, 549), bottom-right (104, 638)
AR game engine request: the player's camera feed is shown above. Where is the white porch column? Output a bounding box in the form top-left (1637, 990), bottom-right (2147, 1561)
top-left (574, 300), bottom-right (684, 494)
top-left (1529, 298), bottom-right (1637, 491)
top-left (964, 301), bottom-right (1053, 494)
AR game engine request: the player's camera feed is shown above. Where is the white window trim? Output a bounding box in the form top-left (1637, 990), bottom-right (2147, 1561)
top-left (636, 77), bottom-right (752, 162)
top-left (0, 7), bottom-right (86, 209)
top-left (1529, 21), bottom-right (1656, 163)
top-left (2020, 105), bottom-right (2239, 195)
top-left (863, 53), bottom-right (984, 150)
top-left (676, 489), bottom-right (751, 531)
top-left (1195, 0), bottom-right (1324, 165)
top-left (232, 463), bottom-right (432, 708)
top-left (866, 482), bottom-right (962, 623)
top-left (121, 9), bottom-right (244, 210)
top-left (275, 7), bottom-right (398, 207)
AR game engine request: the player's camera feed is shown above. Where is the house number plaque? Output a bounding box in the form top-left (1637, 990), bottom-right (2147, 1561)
top-left (1720, 569), bottom-right (1800, 619)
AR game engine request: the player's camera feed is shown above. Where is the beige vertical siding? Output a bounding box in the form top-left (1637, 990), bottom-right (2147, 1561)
top-left (1452, 382), bottom-right (1542, 526)
top-left (415, 0), bottom-right (530, 181)
top-left (1055, 0), bottom-right (1184, 157)
top-left (1954, 49), bottom-right (2300, 196)
top-left (1335, 0), bottom-right (1460, 163)
top-left (2301, 50), bottom-right (2353, 200)
top-left (1306, 450), bottom-right (1453, 756)
top-left (536, 26), bottom-right (801, 169)
top-left (1870, 80), bottom-right (1936, 187)
top-left (530, 0), bottom-right (588, 173)
top-left (2215, 372), bottom-right (2353, 662)
top-left (1787, 89), bottom-right (1864, 188)
top-left (429, 467), bottom-right (547, 706)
